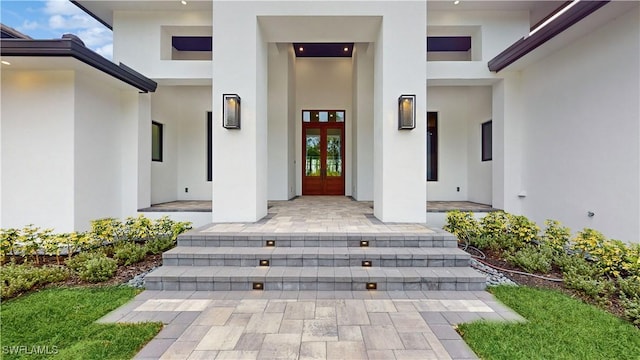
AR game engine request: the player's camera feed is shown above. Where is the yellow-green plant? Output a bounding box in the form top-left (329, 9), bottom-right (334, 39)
top-left (444, 211), bottom-right (480, 244)
top-left (90, 218), bottom-right (125, 244)
top-left (480, 211), bottom-right (510, 237)
top-left (542, 219), bottom-right (571, 254)
top-left (507, 214), bottom-right (540, 246)
top-left (124, 215), bottom-right (154, 242)
top-left (42, 231), bottom-right (64, 265)
top-left (0, 228), bottom-right (20, 262)
top-left (19, 225), bottom-right (44, 264)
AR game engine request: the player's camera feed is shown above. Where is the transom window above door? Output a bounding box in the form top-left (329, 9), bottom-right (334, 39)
top-left (302, 110), bottom-right (345, 123)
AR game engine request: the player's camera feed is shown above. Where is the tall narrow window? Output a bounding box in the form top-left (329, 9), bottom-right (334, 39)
top-left (427, 112), bottom-right (438, 181)
top-left (482, 120), bottom-right (492, 161)
top-left (207, 112), bottom-right (212, 181)
top-left (152, 121), bottom-right (163, 162)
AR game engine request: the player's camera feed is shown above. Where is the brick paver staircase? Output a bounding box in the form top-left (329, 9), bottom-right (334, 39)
top-left (144, 229), bottom-right (486, 292)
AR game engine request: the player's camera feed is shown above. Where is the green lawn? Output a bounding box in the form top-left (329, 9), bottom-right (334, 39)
top-left (0, 286), bottom-right (162, 360)
top-left (459, 286), bottom-right (640, 360)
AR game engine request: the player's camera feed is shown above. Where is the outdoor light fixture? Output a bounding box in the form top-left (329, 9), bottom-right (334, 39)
top-left (259, 259), bottom-right (270, 266)
top-left (398, 95), bottom-right (416, 130)
top-left (366, 282), bottom-right (377, 290)
top-left (360, 241), bottom-right (369, 247)
top-left (362, 260), bottom-right (372, 267)
top-left (1, 60), bottom-right (10, 65)
top-left (223, 94), bottom-right (241, 129)
top-left (252, 282), bottom-right (264, 290)
top-left (265, 240), bottom-right (276, 247)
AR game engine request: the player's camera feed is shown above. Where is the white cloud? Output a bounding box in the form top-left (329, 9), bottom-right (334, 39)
top-left (95, 44), bottom-right (113, 59)
top-left (42, 0), bottom-right (114, 60)
top-left (20, 19), bottom-right (40, 30)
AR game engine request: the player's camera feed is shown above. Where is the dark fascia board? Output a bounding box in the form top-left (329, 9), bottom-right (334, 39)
top-left (488, 1), bottom-right (609, 72)
top-left (70, 1), bottom-right (113, 31)
top-left (0, 38), bottom-right (156, 92)
top-left (1, 24), bottom-right (32, 39)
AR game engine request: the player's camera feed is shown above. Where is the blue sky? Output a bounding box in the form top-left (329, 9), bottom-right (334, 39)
top-left (1, 0), bottom-right (113, 59)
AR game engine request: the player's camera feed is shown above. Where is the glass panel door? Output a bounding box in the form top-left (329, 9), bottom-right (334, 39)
top-left (305, 129), bottom-right (321, 177)
top-left (326, 128), bottom-right (342, 177)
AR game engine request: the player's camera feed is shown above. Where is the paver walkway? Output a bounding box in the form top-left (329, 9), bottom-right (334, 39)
top-left (99, 290), bottom-right (524, 360)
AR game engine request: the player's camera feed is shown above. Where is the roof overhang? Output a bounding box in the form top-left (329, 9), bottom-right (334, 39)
top-left (488, 1), bottom-right (610, 72)
top-left (1, 38), bottom-right (157, 92)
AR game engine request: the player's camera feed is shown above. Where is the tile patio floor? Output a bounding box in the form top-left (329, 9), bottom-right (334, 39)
top-left (99, 290), bottom-right (524, 360)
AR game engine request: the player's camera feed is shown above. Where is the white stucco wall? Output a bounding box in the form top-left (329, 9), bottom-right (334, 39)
top-left (1, 71), bottom-right (76, 231)
top-left (112, 10), bottom-right (212, 82)
top-left (150, 85), bottom-right (212, 204)
top-left (426, 86), bottom-right (492, 204)
top-left (295, 58), bottom-right (353, 196)
top-left (352, 43), bottom-right (374, 201)
top-left (518, 8), bottom-right (640, 243)
top-left (74, 74), bottom-right (129, 228)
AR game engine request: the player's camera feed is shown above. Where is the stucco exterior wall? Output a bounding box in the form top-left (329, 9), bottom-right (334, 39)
top-left (518, 8), bottom-right (640, 243)
top-left (1, 71), bottom-right (76, 231)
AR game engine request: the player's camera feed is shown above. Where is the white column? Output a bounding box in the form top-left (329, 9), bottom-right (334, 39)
top-left (492, 74), bottom-right (524, 214)
top-left (373, 2), bottom-right (427, 223)
top-left (212, 2), bottom-right (268, 222)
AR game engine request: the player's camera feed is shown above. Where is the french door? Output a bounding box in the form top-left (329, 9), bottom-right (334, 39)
top-left (302, 110), bottom-right (345, 195)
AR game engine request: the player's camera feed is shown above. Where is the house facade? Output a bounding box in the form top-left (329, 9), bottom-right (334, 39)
top-left (1, 1), bottom-right (638, 243)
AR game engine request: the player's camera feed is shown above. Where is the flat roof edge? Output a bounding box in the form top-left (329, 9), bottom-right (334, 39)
top-left (0, 38), bottom-right (156, 92)
top-left (70, 0), bottom-right (113, 31)
top-left (488, 1), bottom-right (609, 73)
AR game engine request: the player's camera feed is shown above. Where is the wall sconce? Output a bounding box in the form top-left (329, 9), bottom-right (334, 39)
top-left (360, 241), bottom-right (369, 247)
top-left (223, 94), bottom-right (241, 129)
top-left (362, 260), bottom-right (372, 267)
top-left (398, 94), bottom-right (416, 130)
top-left (259, 260), bottom-right (270, 266)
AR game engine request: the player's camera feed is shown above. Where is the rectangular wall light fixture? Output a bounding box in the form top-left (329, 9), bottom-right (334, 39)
top-left (223, 94), bottom-right (241, 129)
top-left (398, 94), bottom-right (416, 130)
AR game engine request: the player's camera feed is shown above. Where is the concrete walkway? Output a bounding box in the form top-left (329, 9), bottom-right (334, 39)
top-left (99, 290), bottom-right (524, 360)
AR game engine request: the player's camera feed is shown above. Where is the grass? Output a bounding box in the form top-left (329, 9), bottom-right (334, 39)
top-left (459, 286), bottom-right (640, 360)
top-left (0, 286), bottom-right (162, 360)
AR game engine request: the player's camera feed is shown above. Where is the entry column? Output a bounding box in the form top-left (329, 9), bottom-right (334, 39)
top-left (211, 2), bottom-right (268, 222)
top-left (373, 2), bottom-right (427, 223)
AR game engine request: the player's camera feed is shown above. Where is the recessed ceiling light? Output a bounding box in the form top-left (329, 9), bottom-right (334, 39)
top-left (1, 60), bottom-right (10, 65)
top-left (344, 47), bottom-right (349, 52)
top-left (299, 47), bottom-right (304, 51)
top-left (181, 0), bottom-right (187, 5)
top-left (454, 0), bottom-right (460, 4)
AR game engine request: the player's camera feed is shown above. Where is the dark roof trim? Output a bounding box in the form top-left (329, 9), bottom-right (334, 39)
top-left (1, 24), bottom-right (32, 39)
top-left (0, 38), bottom-right (156, 92)
top-left (488, 1), bottom-right (609, 72)
top-left (70, 0), bottom-right (113, 31)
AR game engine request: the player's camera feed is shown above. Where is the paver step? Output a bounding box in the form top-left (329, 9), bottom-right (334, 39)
top-left (143, 266), bottom-right (486, 292)
top-left (162, 246), bottom-right (470, 267)
top-left (177, 231), bottom-right (458, 248)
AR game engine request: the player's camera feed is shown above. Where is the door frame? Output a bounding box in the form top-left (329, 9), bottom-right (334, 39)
top-left (301, 110), bottom-right (346, 195)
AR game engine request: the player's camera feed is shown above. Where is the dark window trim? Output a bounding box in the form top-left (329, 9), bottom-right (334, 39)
top-left (207, 112), bottom-right (213, 182)
top-left (482, 120), bottom-right (492, 162)
top-left (152, 121), bottom-right (163, 162)
top-left (427, 112), bottom-right (438, 182)
top-left (488, 1), bottom-right (609, 72)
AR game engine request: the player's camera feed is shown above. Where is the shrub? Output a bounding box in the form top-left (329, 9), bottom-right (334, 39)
top-left (480, 211), bottom-right (510, 238)
top-left (144, 236), bottom-right (175, 255)
top-left (113, 242), bottom-right (147, 266)
top-left (65, 251), bottom-right (95, 272)
top-left (444, 211), bottom-right (481, 245)
top-left (542, 220), bottom-right (571, 255)
top-left (506, 245), bottom-right (553, 274)
top-left (124, 215), bottom-right (154, 242)
top-left (620, 294), bottom-right (640, 326)
top-left (0, 263), bottom-right (70, 299)
top-left (0, 228), bottom-right (20, 262)
top-left (507, 215), bottom-right (540, 247)
top-left (618, 277), bottom-right (640, 299)
top-left (76, 253), bottom-right (118, 283)
top-left (90, 217), bottom-right (125, 244)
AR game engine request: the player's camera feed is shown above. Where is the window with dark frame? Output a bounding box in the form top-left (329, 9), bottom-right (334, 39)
top-left (152, 121), bottom-right (163, 162)
top-left (427, 112), bottom-right (438, 181)
top-left (207, 112), bottom-right (213, 181)
top-left (482, 120), bottom-right (492, 161)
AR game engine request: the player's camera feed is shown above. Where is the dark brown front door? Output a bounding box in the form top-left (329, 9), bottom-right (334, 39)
top-left (302, 110), bottom-right (345, 195)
